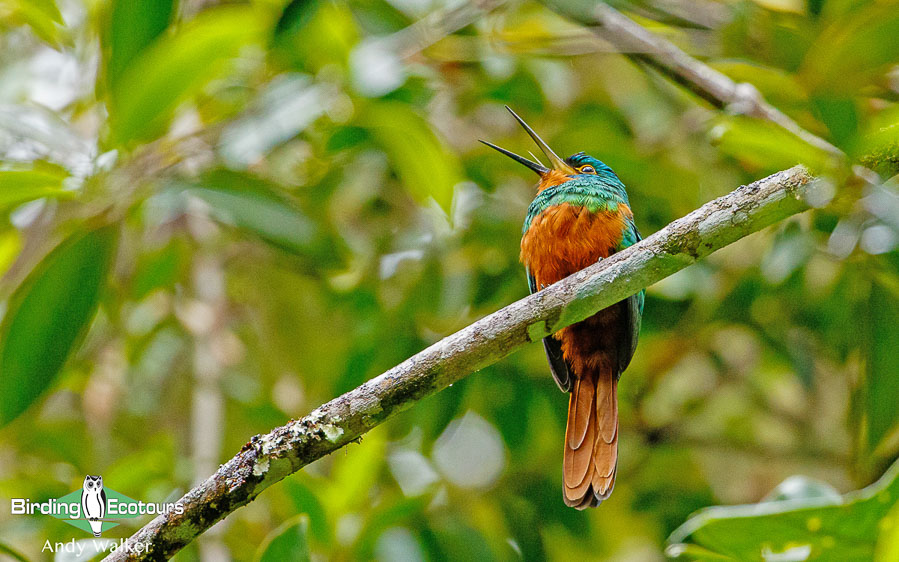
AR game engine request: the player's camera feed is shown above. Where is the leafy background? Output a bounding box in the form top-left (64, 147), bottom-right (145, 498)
top-left (0, 0), bottom-right (898, 560)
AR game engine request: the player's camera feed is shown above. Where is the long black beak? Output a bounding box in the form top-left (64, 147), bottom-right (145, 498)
top-left (481, 106), bottom-right (577, 176)
top-left (479, 140), bottom-right (549, 175)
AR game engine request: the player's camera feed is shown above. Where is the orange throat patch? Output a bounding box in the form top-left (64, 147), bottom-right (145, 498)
top-left (537, 170), bottom-right (573, 192)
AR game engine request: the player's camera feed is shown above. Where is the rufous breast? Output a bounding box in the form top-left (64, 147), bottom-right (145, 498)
top-left (521, 202), bottom-right (630, 290)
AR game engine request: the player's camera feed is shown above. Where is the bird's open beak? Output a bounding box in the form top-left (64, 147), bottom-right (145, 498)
top-left (480, 106), bottom-right (577, 176)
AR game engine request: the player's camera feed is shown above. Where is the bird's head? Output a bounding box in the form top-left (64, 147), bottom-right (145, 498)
top-left (481, 106), bottom-right (617, 191)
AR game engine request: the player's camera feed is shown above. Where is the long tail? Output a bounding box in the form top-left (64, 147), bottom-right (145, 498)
top-left (562, 367), bottom-right (618, 509)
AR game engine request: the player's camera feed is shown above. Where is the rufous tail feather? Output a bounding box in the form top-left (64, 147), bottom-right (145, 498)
top-left (562, 368), bottom-right (618, 509)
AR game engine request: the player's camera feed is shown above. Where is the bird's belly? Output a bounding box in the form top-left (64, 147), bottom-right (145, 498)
top-left (561, 302), bottom-right (626, 375)
top-left (520, 202), bottom-right (626, 288)
top-left (521, 202), bottom-right (629, 375)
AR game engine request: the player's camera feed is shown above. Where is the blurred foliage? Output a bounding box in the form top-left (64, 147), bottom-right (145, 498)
top-left (0, 224), bottom-right (116, 425)
top-left (0, 0), bottom-right (897, 560)
top-left (668, 462), bottom-right (899, 560)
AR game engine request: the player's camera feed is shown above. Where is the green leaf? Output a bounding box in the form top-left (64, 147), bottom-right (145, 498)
top-left (0, 169), bottom-right (72, 209)
top-left (319, 429), bottom-right (386, 515)
top-left (181, 170), bottom-right (332, 261)
top-left (876, 502), bottom-right (899, 562)
top-left (0, 224), bottom-right (118, 426)
top-left (0, 540), bottom-right (30, 562)
top-left (25, 0), bottom-right (62, 23)
top-left (274, 0), bottom-right (320, 38)
top-left (253, 514), bottom-right (311, 562)
top-left (801, 4), bottom-right (899, 94)
top-left (104, 0), bottom-right (174, 91)
top-left (811, 95), bottom-right (859, 151)
top-left (711, 116), bottom-right (832, 174)
top-left (866, 277), bottom-right (899, 454)
top-left (668, 459), bottom-right (899, 561)
top-left (0, 231), bottom-right (22, 279)
top-left (271, 0), bottom-right (358, 72)
top-left (710, 61), bottom-right (808, 107)
top-left (666, 542), bottom-right (736, 561)
top-left (326, 126), bottom-right (370, 153)
top-left (107, 6), bottom-right (265, 146)
top-left (353, 497), bottom-right (430, 560)
top-left (130, 237), bottom-right (187, 299)
top-left (7, 0), bottom-right (66, 47)
top-left (359, 101), bottom-right (463, 211)
top-left (284, 479), bottom-right (332, 545)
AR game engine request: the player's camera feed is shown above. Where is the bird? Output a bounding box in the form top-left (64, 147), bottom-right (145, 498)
top-left (482, 107), bottom-right (643, 509)
top-left (81, 474), bottom-right (107, 537)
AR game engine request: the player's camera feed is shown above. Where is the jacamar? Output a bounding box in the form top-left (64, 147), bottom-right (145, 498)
top-left (483, 107), bottom-right (644, 509)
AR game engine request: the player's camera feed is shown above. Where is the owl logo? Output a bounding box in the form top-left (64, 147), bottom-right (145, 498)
top-left (81, 475), bottom-right (107, 537)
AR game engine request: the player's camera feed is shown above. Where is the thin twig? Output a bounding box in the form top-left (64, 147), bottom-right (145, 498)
top-left (387, 0), bottom-right (506, 59)
top-left (543, 1), bottom-right (844, 159)
top-left (105, 165), bottom-right (819, 560)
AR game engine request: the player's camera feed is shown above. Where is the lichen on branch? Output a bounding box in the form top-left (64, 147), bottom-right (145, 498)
top-left (105, 165), bottom-right (820, 561)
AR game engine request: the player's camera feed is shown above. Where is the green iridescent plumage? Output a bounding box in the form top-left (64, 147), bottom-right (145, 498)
top-left (522, 154), bottom-right (632, 232)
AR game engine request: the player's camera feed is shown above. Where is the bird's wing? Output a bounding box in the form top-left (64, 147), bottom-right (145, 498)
top-left (529, 270), bottom-right (571, 392)
top-left (99, 489), bottom-right (106, 518)
top-left (617, 290), bottom-right (643, 374)
top-left (616, 219), bottom-right (644, 374)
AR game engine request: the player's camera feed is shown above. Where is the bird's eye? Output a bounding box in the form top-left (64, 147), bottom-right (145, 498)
top-left (579, 165), bottom-right (595, 174)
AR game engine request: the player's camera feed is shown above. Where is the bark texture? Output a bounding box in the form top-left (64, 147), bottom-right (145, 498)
top-left (105, 165), bottom-right (818, 561)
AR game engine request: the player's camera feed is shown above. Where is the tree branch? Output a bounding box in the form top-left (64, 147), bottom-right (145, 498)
top-left (387, 0), bottom-right (506, 59)
top-left (106, 165), bottom-right (819, 560)
top-left (543, 1), bottom-right (845, 159)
